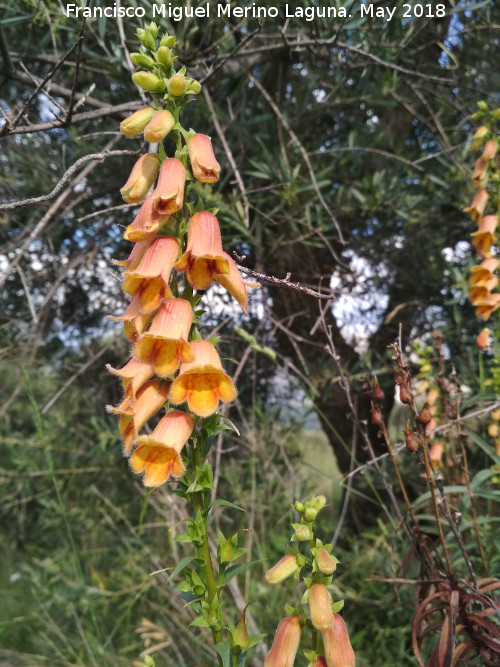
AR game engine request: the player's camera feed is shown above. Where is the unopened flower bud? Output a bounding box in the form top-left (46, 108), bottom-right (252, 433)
top-left (304, 508), bottom-right (318, 522)
top-left (429, 442), bottom-right (443, 469)
top-left (316, 548), bottom-right (337, 575)
top-left (160, 34), bottom-right (176, 48)
top-left (265, 555), bottom-right (300, 585)
top-left (477, 101), bottom-right (488, 111)
top-left (476, 328), bottom-right (491, 351)
top-left (157, 45), bottom-right (172, 66)
top-left (417, 402), bottom-right (433, 425)
top-left (469, 125), bottom-right (489, 152)
top-left (309, 584), bottom-right (333, 631)
top-left (294, 500), bottom-right (305, 513)
top-left (120, 106), bottom-right (155, 137)
top-left (314, 495), bottom-right (327, 509)
top-left (130, 52), bottom-right (156, 69)
top-left (132, 71), bottom-right (165, 94)
top-left (322, 614), bottom-right (355, 667)
top-left (144, 110), bottom-right (175, 143)
top-left (136, 28), bottom-right (156, 50)
top-left (295, 525), bottom-right (310, 541)
top-left (188, 79), bottom-right (202, 94)
top-left (491, 408), bottom-right (500, 421)
top-left (120, 153), bottom-right (161, 204)
top-left (488, 421), bottom-right (499, 438)
top-left (265, 616), bottom-right (301, 667)
top-left (167, 75), bottom-right (188, 97)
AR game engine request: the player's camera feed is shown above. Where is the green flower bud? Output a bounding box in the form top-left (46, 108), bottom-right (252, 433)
top-left (304, 508), bottom-right (317, 522)
top-left (187, 79), bottom-right (202, 95)
top-left (137, 28), bottom-right (156, 51)
top-left (477, 101), bottom-right (488, 111)
top-left (157, 46), bottom-right (172, 67)
top-left (132, 72), bottom-right (165, 94)
top-left (294, 500), bottom-right (304, 513)
top-left (167, 75), bottom-right (188, 97)
top-left (491, 109), bottom-right (500, 119)
top-left (160, 34), bottom-right (176, 48)
top-left (130, 52), bottom-right (156, 69)
top-left (295, 525), bottom-right (310, 541)
top-left (120, 106), bottom-right (155, 137)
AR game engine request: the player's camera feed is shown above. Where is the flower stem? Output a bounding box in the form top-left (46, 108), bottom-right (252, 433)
top-left (192, 444), bottom-right (224, 661)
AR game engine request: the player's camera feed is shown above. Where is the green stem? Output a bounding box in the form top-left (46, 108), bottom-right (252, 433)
top-left (192, 444), bottom-right (224, 660)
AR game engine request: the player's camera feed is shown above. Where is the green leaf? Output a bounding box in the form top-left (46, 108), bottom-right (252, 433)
top-left (167, 556), bottom-right (194, 582)
top-left (468, 432), bottom-right (500, 465)
top-left (223, 560), bottom-right (261, 584)
top-left (214, 640), bottom-right (232, 667)
top-left (211, 499), bottom-right (245, 512)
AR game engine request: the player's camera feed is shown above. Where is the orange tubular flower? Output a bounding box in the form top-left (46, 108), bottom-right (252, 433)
top-left (472, 158), bottom-right (489, 189)
top-left (113, 238), bottom-right (156, 271)
top-left (309, 584), bottom-right (334, 631)
top-left (123, 235), bottom-right (179, 301)
top-left (120, 154), bottom-right (161, 204)
top-left (106, 379), bottom-right (171, 455)
top-left (106, 357), bottom-right (155, 399)
top-left (169, 340), bottom-right (237, 417)
top-left (144, 109), bottom-right (175, 143)
top-left (265, 555), bottom-right (300, 584)
top-left (175, 211), bottom-right (229, 290)
top-left (469, 257), bottom-right (498, 287)
top-left (322, 614), bottom-right (355, 667)
top-left (215, 251), bottom-right (259, 314)
top-left (109, 295), bottom-right (158, 344)
top-left (152, 157), bottom-right (186, 215)
top-left (188, 133), bottom-right (221, 183)
top-left (482, 139), bottom-right (498, 162)
top-left (476, 328), bottom-right (491, 350)
top-left (265, 616), bottom-right (302, 667)
top-left (468, 276), bottom-right (498, 305)
top-left (464, 189), bottom-right (489, 223)
top-left (124, 195), bottom-right (171, 242)
top-left (475, 293), bottom-right (500, 321)
top-left (129, 411), bottom-right (194, 486)
top-left (134, 299), bottom-right (194, 377)
top-left (429, 441), bottom-right (444, 469)
top-left (471, 215), bottom-right (498, 258)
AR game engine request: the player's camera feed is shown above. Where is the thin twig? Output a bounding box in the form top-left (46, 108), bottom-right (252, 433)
top-left (0, 149), bottom-right (139, 211)
top-left (248, 73), bottom-right (345, 248)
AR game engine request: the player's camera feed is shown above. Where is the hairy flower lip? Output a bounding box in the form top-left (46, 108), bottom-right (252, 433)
top-left (106, 379), bottom-right (171, 456)
top-left (129, 411), bottom-right (194, 486)
top-left (133, 299), bottom-right (195, 378)
top-left (168, 340), bottom-right (237, 417)
top-left (124, 195), bottom-right (171, 242)
top-left (175, 211), bottom-right (229, 290)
